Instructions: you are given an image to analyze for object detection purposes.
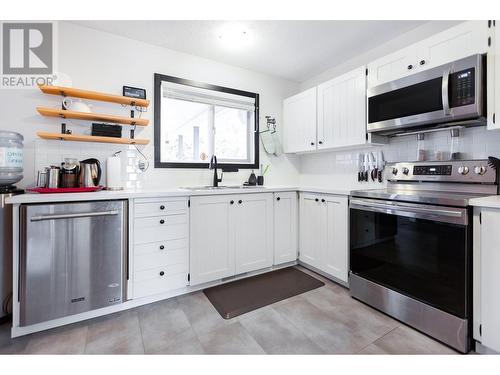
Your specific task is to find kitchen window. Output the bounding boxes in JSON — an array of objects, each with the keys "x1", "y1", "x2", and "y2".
[{"x1": 154, "y1": 74, "x2": 259, "y2": 169}]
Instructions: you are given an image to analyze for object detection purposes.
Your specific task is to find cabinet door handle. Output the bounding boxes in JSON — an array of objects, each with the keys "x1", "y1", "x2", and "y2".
[
  {"x1": 230, "y1": 200, "x2": 234, "y2": 205},
  {"x1": 238, "y1": 200, "x2": 243, "y2": 204},
  {"x1": 321, "y1": 198, "x2": 326, "y2": 203},
  {"x1": 315, "y1": 198, "x2": 319, "y2": 202},
  {"x1": 159, "y1": 271, "x2": 165, "y2": 276},
  {"x1": 310, "y1": 142, "x2": 315, "y2": 146},
  {"x1": 419, "y1": 59, "x2": 426, "y2": 66},
  {"x1": 276, "y1": 197, "x2": 281, "y2": 201},
  {"x1": 160, "y1": 205, "x2": 165, "y2": 210},
  {"x1": 159, "y1": 245, "x2": 165, "y2": 250},
  {"x1": 160, "y1": 219, "x2": 165, "y2": 224},
  {"x1": 407, "y1": 64, "x2": 413, "y2": 70},
  {"x1": 318, "y1": 141, "x2": 323, "y2": 145}
]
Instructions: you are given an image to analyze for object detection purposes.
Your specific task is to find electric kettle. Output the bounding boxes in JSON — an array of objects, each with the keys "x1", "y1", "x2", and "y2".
[{"x1": 79, "y1": 158, "x2": 102, "y2": 187}]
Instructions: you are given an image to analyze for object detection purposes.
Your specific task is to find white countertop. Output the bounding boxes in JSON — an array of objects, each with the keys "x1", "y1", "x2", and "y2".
[
  {"x1": 469, "y1": 195, "x2": 500, "y2": 209},
  {"x1": 5, "y1": 186, "x2": 352, "y2": 204}
]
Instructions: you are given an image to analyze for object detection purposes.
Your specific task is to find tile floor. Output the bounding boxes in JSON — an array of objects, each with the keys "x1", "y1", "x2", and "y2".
[{"x1": 0, "y1": 267, "x2": 458, "y2": 355}]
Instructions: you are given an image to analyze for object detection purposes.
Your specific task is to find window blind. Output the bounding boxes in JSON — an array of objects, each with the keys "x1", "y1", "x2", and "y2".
[{"x1": 162, "y1": 81, "x2": 255, "y2": 112}]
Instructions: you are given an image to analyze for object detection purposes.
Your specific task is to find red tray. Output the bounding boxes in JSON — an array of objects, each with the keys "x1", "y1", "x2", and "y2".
[{"x1": 26, "y1": 186, "x2": 104, "y2": 194}]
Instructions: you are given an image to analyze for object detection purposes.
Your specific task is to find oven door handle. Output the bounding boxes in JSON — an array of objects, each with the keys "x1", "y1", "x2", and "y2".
[
  {"x1": 350, "y1": 198, "x2": 467, "y2": 225},
  {"x1": 442, "y1": 67, "x2": 451, "y2": 116}
]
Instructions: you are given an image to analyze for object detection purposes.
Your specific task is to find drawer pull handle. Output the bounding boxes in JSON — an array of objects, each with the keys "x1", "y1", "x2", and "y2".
[
  {"x1": 230, "y1": 200, "x2": 234, "y2": 205},
  {"x1": 160, "y1": 205, "x2": 165, "y2": 210},
  {"x1": 238, "y1": 200, "x2": 242, "y2": 204},
  {"x1": 321, "y1": 198, "x2": 325, "y2": 203},
  {"x1": 159, "y1": 245, "x2": 165, "y2": 250},
  {"x1": 159, "y1": 271, "x2": 165, "y2": 276},
  {"x1": 276, "y1": 197, "x2": 280, "y2": 201},
  {"x1": 160, "y1": 219, "x2": 165, "y2": 224},
  {"x1": 407, "y1": 64, "x2": 413, "y2": 70},
  {"x1": 315, "y1": 198, "x2": 319, "y2": 202}
]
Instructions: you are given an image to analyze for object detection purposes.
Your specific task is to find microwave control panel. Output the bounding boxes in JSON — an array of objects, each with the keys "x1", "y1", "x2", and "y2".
[{"x1": 449, "y1": 67, "x2": 475, "y2": 107}]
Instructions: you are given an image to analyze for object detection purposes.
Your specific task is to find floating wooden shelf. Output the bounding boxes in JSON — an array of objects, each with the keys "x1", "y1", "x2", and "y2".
[
  {"x1": 37, "y1": 131, "x2": 149, "y2": 145},
  {"x1": 38, "y1": 84, "x2": 150, "y2": 107},
  {"x1": 36, "y1": 106, "x2": 149, "y2": 126}
]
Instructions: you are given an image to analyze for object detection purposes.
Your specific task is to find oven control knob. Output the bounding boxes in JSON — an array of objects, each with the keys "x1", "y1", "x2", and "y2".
[
  {"x1": 392, "y1": 168, "x2": 398, "y2": 175},
  {"x1": 474, "y1": 165, "x2": 487, "y2": 175},
  {"x1": 402, "y1": 167, "x2": 409, "y2": 175},
  {"x1": 458, "y1": 165, "x2": 469, "y2": 175}
]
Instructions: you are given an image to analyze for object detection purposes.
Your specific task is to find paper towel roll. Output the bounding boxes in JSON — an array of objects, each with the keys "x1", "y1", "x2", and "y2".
[{"x1": 106, "y1": 155, "x2": 123, "y2": 190}]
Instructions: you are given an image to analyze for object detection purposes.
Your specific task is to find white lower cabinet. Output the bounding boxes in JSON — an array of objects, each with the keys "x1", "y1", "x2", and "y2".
[
  {"x1": 234, "y1": 193, "x2": 274, "y2": 274},
  {"x1": 273, "y1": 192, "x2": 298, "y2": 265},
  {"x1": 189, "y1": 194, "x2": 236, "y2": 285},
  {"x1": 190, "y1": 193, "x2": 274, "y2": 286},
  {"x1": 474, "y1": 207, "x2": 500, "y2": 352},
  {"x1": 299, "y1": 192, "x2": 349, "y2": 283},
  {"x1": 131, "y1": 197, "x2": 190, "y2": 299}
]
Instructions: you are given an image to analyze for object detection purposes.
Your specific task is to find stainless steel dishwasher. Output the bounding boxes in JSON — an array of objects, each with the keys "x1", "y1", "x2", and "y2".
[{"x1": 19, "y1": 200, "x2": 127, "y2": 326}]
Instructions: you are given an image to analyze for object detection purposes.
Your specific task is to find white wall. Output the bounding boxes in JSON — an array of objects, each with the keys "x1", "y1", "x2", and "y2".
[
  {"x1": 297, "y1": 20, "x2": 500, "y2": 191},
  {"x1": 0, "y1": 21, "x2": 300, "y2": 189}
]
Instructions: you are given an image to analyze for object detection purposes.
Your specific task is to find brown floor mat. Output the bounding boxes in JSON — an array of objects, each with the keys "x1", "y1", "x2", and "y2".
[{"x1": 203, "y1": 267, "x2": 325, "y2": 319}]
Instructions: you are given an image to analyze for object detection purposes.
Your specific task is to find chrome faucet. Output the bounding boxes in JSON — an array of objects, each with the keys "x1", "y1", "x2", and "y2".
[{"x1": 209, "y1": 155, "x2": 223, "y2": 187}]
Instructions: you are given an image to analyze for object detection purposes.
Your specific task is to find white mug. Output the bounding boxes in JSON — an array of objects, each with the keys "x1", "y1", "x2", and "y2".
[{"x1": 62, "y1": 98, "x2": 92, "y2": 113}]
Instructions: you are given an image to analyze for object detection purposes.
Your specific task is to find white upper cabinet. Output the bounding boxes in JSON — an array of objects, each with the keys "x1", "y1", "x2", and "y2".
[
  {"x1": 273, "y1": 192, "x2": 298, "y2": 265},
  {"x1": 416, "y1": 21, "x2": 488, "y2": 71},
  {"x1": 368, "y1": 21, "x2": 489, "y2": 89},
  {"x1": 367, "y1": 46, "x2": 417, "y2": 88},
  {"x1": 317, "y1": 66, "x2": 367, "y2": 150},
  {"x1": 283, "y1": 87, "x2": 317, "y2": 153},
  {"x1": 487, "y1": 20, "x2": 499, "y2": 130},
  {"x1": 234, "y1": 193, "x2": 274, "y2": 274}
]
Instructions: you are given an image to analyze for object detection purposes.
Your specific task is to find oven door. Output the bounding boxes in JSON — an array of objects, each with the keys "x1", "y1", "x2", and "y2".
[
  {"x1": 367, "y1": 54, "x2": 483, "y2": 135},
  {"x1": 349, "y1": 198, "x2": 470, "y2": 318}
]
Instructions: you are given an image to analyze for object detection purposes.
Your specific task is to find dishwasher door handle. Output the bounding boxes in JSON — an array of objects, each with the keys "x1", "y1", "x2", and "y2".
[{"x1": 30, "y1": 210, "x2": 120, "y2": 222}]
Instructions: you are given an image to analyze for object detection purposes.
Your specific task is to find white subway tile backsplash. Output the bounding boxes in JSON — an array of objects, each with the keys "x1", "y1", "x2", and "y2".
[
  {"x1": 33, "y1": 139, "x2": 141, "y2": 188},
  {"x1": 299, "y1": 126, "x2": 500, "y2": 190}
]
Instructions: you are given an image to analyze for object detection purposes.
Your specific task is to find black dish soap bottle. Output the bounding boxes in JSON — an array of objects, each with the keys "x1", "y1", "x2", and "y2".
[{"x1": 248, "y1": 170, "x2": 257, "y2": 186}]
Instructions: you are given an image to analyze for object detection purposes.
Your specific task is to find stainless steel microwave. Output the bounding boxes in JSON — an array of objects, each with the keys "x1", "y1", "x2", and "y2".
[{"x1": 367, "y1": 54, "x2": 485, "y2": 135}]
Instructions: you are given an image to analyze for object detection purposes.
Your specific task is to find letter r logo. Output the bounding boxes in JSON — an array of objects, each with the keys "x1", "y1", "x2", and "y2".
[{"x1": 2, "y1": 23, "x2": 53, "y2": 74}]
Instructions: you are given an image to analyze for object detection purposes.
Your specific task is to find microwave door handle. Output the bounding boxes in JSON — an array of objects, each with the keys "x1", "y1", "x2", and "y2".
[{"x1": 442, "y1": 68, "x2": 451, "y2": 116}]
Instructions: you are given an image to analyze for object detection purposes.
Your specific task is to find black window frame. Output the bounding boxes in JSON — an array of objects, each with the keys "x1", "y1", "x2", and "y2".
[{"x1": 154, "y1": 73, "x2": 260, "y2": 170}]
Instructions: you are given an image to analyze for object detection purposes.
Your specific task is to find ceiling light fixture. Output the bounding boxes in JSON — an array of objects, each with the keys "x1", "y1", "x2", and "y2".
[{"x1": 217, "y1": 23, "x2": 252, "y2": 50}]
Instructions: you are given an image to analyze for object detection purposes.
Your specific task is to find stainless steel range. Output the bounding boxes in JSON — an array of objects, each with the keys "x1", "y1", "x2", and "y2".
[{"x1": 349, "y1": 158, "x2": 499, "y2": 353}]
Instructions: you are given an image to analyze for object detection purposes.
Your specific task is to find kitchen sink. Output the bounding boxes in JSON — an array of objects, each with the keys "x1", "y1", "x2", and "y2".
[{"x1": 181, "y1": 185, "x2": 264, "y2": 191}]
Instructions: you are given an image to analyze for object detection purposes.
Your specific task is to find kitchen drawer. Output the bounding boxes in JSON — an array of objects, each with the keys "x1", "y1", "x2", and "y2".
[
  {"x1": 133, "y1": 272, "x2": 188, "y2": 299},
  {"x1": 134, "y1": 199, "x2": 188, "y2": 218},
  {"x1": 134, "y1": 247, "x2": 188, "y2": 272},
  {"x1": 134, "y1": 262, "x2": 187, "y2": 283},
  {"x1": 134, "y1": 214, "x2": 188, "y2": 244},
  {"x1": 134, "y1": 238, "x2": 188, "y2": 256}
]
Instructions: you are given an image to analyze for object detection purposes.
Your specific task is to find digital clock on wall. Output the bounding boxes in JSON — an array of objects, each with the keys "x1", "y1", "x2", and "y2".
[{"x1": 123, "y1": 86, "x2": 147, "y2": 100}]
